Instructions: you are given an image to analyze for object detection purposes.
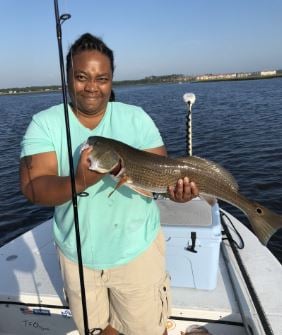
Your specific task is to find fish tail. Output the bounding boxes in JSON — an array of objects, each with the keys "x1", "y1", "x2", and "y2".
[{"x1": 247, "y1": 203, "x2": 282, "y2": 246}]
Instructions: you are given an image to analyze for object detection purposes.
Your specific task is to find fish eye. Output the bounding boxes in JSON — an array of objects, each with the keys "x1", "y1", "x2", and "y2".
[{"x1": 256, "y1": 207, "x2": 263, "y2": 215}]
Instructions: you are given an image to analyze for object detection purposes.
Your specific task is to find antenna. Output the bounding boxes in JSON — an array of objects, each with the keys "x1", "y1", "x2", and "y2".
[
  {"x1": 183, "y1": 92, "x2": 196, "y2": 106},
  {"x1": 183, "y1": 93, "x2": 196, "y2": 156}
]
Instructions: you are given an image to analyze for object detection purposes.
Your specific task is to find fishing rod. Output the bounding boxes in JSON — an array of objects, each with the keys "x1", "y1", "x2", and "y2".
[
  {"x1": 53, "y1": 1, "x2": 89, "y2": 334},
  {"x1": 183, "y1": 93, "x2": 196, "y2": 156}
]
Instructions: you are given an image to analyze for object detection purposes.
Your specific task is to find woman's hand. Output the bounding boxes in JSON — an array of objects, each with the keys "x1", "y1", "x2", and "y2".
[
  {"x1": 167, "y1": 177, "x2": 199, "y2": 203},
  {"x1": 75, "y1": 145, "x2": 104, "y2": 192}
]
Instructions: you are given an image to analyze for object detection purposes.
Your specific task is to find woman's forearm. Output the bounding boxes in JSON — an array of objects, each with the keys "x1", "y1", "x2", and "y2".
[{"x1": 22, "y1": 175, "x2": 88, "y2": 206}]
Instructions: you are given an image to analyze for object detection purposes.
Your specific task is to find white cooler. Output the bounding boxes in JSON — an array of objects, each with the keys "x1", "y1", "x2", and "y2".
[{"x1": 158, "y1": 198, "x2": 222, "y2": 290}]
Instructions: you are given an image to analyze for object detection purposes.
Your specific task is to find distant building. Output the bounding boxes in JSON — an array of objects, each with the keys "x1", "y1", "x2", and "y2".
[
  {"x1": 196, "y1": 72, "x2": 236, "y2": 81},
  {"x1": 261, "y1": 70, "x2": 276, "y2": 76},
  {"x1": 236, "y1": 72, "x2": 252, "y2": 78}
]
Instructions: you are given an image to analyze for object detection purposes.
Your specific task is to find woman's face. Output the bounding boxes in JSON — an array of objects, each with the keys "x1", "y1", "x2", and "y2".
[{"x1": 68, "y1": 50, "x2": 113, "y2": 117}]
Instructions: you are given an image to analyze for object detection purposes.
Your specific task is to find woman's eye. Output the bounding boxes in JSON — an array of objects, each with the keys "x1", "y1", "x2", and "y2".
[
  {"x1": 76, "y1": 75, "x2": 87, "y2": 81},
  {"x1": 97, "y1": 77, "x2": 109, "y2": 83}
]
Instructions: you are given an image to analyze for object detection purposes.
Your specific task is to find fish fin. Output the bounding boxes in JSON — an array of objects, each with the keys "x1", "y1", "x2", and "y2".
[
  {"x1": 127, "y1": 185, "x2": 154, "y2": 198},
  {"x1": 108, "y1": 176, "x2": 128, "y2": 197},
  {"x1": 108, "y1": 177, "x2": 153, "y2": 198},
  {"x1": 177, "y1": 156, "x2": 239, "y2": 191}
]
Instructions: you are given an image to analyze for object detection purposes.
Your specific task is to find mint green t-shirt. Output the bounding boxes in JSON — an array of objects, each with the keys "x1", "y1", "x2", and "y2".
[{"x1": 21, "y1": 102, "x2": 164, "y2": 269}]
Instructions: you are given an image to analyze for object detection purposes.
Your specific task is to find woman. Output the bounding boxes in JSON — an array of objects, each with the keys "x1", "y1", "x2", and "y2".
[{"x1": 20, "y1": 33, "x2": 198, "y2": 335}]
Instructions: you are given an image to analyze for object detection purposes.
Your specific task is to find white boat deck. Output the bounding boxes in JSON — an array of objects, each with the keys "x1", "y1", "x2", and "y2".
[{"x1": 0, "y1": 199, "x2": 281, "y2": 335}]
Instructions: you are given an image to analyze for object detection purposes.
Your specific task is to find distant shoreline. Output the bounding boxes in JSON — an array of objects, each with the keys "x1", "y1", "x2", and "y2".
[
  {"x1": 1, "y1": 73, "x2": 282, "y2": 96},
  {"x1": 0, "y1": 89, "x2": 61, "y2": 97},
  {"x1": 191, "y1": 74, "x2": 282, "y2": 84}
]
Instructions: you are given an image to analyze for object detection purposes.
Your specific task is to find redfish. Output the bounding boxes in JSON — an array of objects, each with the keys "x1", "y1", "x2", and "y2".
[{"x1": 86, "y1": 136, "x2": 282, "y2": 246}]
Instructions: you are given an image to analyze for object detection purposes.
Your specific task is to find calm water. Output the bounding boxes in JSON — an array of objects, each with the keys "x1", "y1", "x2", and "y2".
[{"x1": 0, "y1": 78, "x2": 282, "y2": 263}]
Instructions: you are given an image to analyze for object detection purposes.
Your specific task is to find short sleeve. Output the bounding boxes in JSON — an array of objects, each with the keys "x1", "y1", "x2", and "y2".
[
  {"x1": 136, "y1": 108, "x2": 164, "y2": 150},
  {"x1": 20, "y1": 113, "x2": 55, "y2": 158}
]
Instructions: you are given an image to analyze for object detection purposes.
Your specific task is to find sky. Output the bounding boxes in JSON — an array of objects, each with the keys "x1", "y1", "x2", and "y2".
[{"x1": 0, "y1": 0, "x2": 282, "y2": 89}]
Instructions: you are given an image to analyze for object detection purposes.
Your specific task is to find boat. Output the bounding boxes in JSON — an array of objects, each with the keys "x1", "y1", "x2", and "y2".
[
  {"x1": 1, "y1": 1, "x2": 281, "y2": 333},
  {"x1": 0, "y1": 196, "x2": 281, "y2": 335}
]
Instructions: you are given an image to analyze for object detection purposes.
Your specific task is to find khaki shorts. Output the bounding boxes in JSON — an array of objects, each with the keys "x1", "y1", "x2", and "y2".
[{"x1": 58, "y1": 229, "x2": 171, "y2": 335}]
